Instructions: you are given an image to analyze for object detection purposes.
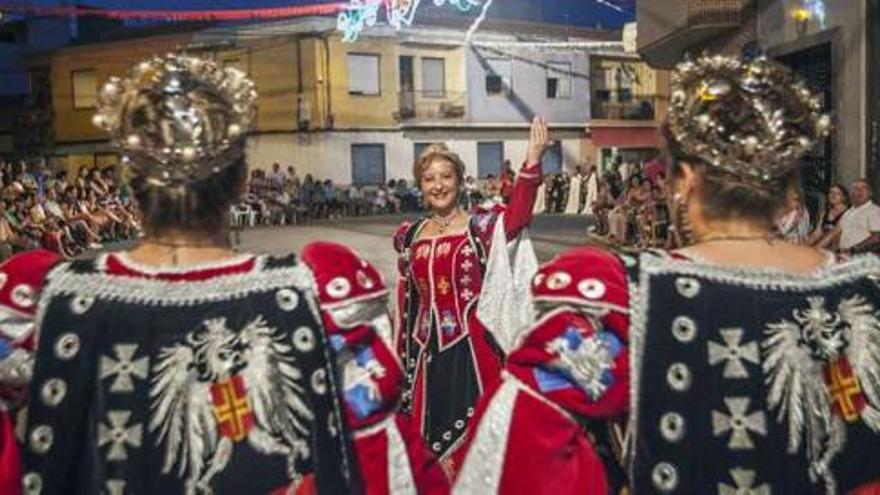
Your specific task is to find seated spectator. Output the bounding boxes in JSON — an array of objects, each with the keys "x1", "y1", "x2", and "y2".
[
  {"x1": 777, "y1": 186, "x2": 812, "y2": 245},
  {"x1": 590, "y1": 178, "x2": 614, "y2": 236},
  {"x1": 385, "y1": 180, "x2": 401, "y2": 213},
  {"x1": 809, "y1": 183, "x2": 849, "y2": 249},
  {"x1": 837, "y1": 178, "x2": 880, "y2": 254},
  {"x1": 462, "y1": 175, "x2": 480, "y2": 210}
]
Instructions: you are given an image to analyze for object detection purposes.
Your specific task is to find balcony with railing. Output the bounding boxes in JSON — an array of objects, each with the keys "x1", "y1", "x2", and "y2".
[
  {"x1": 687, "y1": 0, "x2": 744, "y2": 25},
  {"x1": 395, "y1": 91, "x2": 466, "y2": 123},
  {"x1": 591, "y1": 95, "x2": 659, "y2": 122},
  {"x1": 638, "y1": 0, "x2": 747, "y2": 68}
]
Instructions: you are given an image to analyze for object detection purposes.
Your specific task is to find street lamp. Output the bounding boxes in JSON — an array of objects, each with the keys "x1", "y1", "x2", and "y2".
[{"x1": 793, "y1": 5, "x2": 812, "y2": 35}]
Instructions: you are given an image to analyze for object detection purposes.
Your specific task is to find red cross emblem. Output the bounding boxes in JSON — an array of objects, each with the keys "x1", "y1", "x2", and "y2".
[
  {"x1": 824, "y1": 358, "x2": 866, "y2": 423},
  {"x1": 211, "y1": 375, "x2": 255, "y2": 441}
]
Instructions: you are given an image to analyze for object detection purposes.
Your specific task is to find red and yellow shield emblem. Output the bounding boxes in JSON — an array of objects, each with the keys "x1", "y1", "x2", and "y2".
[
  {"x1": 825, "y1": 357, "x2": 867, "y2": 423},
  {"x1": 211, "y1": 375, "x2": 255, "y2": 441}
]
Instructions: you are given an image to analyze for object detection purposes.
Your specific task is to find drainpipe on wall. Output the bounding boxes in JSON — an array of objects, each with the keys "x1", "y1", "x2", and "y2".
[
  {"x1": 295, "y1": 35, "x2": 308, "y2": 131},
  {"x1": 320, "y1": 33, "x2": 333, "y2": 129}
]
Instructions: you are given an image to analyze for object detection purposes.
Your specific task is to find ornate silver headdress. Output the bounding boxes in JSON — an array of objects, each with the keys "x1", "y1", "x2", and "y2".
[
  {"x1": 667, "y1": 54, "x2": 832, "y2": 182},
  {"x1": 93, "y1": 53, "x2": 258, "y2": 188}
]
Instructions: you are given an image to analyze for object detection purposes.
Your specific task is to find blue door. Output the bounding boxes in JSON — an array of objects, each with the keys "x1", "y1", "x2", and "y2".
[
  {"x1": 351, "y1": 144, "x2": 386, "y2": 185},
  {"x1": 543, "y1": 142, "x2": 563, "y2": 174},
  {"x1": 477, "y1": 141, "x2": 503, "y2": 178}
]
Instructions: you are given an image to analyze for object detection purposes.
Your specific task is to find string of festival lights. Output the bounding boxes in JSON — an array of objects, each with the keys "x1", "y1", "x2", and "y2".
[{"x1": 0, "y1": 0, "x2": 632, "y2": 43}]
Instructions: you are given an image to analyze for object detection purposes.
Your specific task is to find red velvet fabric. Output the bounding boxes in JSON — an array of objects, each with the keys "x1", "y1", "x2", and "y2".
[
  {"x1": 497, "y1": 390, "x2": 607, "y2": 494},
  {"x1": 0, "y1": 249, "x2": 62, "y2": 495}
]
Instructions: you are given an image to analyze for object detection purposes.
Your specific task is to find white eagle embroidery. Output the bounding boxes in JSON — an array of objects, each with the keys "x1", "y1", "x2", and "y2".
[
  {"x1": 762, "y1": 295, "x2": 880, "y2": 485},
  {"x1": 149, "y1": 316, "x2": 314, "y2": 493}
]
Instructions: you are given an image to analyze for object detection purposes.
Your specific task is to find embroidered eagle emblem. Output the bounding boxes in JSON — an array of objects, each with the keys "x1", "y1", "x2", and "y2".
[
  {"x1": 149, "y1": 316, "x2": 313, "y2": 492},
  {"x1": 762, "y1": 295, "x2": 880, "y2": 484}
]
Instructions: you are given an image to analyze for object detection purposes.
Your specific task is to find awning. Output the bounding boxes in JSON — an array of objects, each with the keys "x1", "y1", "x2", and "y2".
[{"x1": 590, "y1": 126, "x2": 660, "y2": 149}]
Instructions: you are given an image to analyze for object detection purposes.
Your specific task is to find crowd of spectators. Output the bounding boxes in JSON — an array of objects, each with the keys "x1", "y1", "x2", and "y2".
[
  {"x1": 802, "y1": 178, "x2": 880, "y2": 254},
  {"x1": 232, "y1": 163, "x2": 426, "y2": 227},
  {"x1": 0, "y1": 159, "x2": 140, "y2": 261},
  {"x1": 538, "y1": 157, "x2": 672, "y2": 248}
]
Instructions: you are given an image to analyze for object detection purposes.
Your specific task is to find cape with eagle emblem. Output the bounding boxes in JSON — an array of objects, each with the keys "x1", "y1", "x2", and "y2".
[
  {"x1": 21, "y1": 252, "x2": 362, "y2": 495},
  {"x1": 628, "y1": 250, "x2": 880, "y2": 494}
]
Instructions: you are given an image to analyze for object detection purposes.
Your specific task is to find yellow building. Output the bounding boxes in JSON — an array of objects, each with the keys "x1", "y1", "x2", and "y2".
[
  {"x1": 584, "y1": 49, "x2": 670, "y2": 172},
  {"x1": 41, "y1": 16, "x2": 624, "y2": 185},
  {"x1": 44, "y1": 18, "x2": 471, "y2": 183}
]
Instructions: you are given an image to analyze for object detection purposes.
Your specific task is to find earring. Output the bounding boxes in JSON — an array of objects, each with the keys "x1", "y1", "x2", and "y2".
[{"x1": 672, "y1": 192, "x2": 695, "y2": 246}]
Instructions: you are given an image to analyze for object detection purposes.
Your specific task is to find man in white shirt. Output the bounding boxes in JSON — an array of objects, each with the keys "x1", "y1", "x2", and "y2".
[{"x1": 838, "y1": 179, "x2": 880, "y2": 253}]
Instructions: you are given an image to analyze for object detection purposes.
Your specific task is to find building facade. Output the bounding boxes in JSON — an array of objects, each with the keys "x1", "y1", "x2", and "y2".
[
  {"x1": 584, "y1": 48, "x2": 669, "y2": 172},
  {"x1": 41, "y1": 16, "x2": 628, "y2": 184},
  {"x1": 636, "y1": 0, "x2": 871, "y2": 190}
]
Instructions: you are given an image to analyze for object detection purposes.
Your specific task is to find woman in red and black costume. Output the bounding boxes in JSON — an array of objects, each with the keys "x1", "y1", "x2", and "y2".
[
  {"x1": 0, "y1": 54, "x2": 446, "y2": 495},
  {"x1": 455, "y1": 55, "x2": 880, "y2": 494},
  {"x1": 393, "y1": 118, "x2": 549, "y2": 474}
]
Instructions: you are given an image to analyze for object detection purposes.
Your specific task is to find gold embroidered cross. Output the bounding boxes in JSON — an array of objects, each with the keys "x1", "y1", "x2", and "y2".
[{"x1": 437, "y1": 277, "x2": 451, "y2": 296}]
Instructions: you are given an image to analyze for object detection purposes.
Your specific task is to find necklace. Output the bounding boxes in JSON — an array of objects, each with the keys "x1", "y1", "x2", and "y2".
[
  {"x1": 429, "y1": 208, "x2": 461, "y2": 234},
  {"x1": 695, "y1": 233, "x2": 780, "y2": 245},
  {"x1": 142, "y1": 237, "x2": 232, "y2": 266}
]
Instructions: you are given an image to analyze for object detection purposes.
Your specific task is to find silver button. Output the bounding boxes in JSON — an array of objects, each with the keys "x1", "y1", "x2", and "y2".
[
  {"x1": 666, "y1": 363, "x2": 692, "y2": 392},
  {"x1": 326, "y1": 277, "x2": 352, "y2": 299},
  {"x1": 11, "y1": 284, "x2": 35, "y2": 308},
  {"x1": 70, "y1": 295, "x2": 95, "y2": 315},
  {"x1": 54, "y1": 333, "x2": 81, "y2": 360},
  {"x1": 652, "y1": 462, "x2": 679, "y2": 492},
  {"x1": 671, "y1": 316, "x2": 698, "y2": 343},
  {"x1": 577, "y1": 278, "x2": 607, "y2": 300},
  {"x1": 311, "y1": 368, "x2": 327, "y2": 395},
  {"x1": 675, "y1": 277, "x2": 701, "y2": 298},
  {"x1": 546, "y1": 271, "x2": 573, "y2": 290},
  {"x1": 660, "y1": 412, "x2": 686, "y2": 443},
  {"x1": 293, "y1": 327, "x2": 316, "y2": 352},
  {"x1": 40, "y1": 379, "x2": 67, "y2": 407},
  {"x1": 276, "y1": 289, "x2": 299, "y2": 312},
  {"x1": 29, "y1": 425, "x2": 53, "y2": 454},
  {"x1": 23, "y1": 472, "x2": 42, "y2": 494}
]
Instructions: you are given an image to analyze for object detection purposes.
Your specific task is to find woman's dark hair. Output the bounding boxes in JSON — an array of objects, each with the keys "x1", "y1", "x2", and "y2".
[
  {"x1": 662, "y1": 122, "x2": 792, "y2": 230},
  {"x1": 130, "y1": 157, "x2": 246, "y2": 237},
  {"x1": 827, "y1": 183, "x2": 850, "y2": 208}
]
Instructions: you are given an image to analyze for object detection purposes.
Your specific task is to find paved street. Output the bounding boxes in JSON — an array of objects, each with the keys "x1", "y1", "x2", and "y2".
[{"x1": 235, "y1": 213, "x2": 594, "y2": 288}]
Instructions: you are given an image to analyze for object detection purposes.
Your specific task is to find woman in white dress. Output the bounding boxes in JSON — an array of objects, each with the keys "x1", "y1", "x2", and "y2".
[
  {"x1": 580, "y1": 164, "x2": 599, "y2": 216},
  {"x1": 563, "y1": 168, "x2": 583, "y2": 214}
]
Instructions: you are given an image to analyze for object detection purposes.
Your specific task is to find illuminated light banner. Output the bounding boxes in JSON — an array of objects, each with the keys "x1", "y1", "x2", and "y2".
[
  {"x1": 337, "y1": 0, "x2": 482, "y2": 42},
  {"x1": 0, "y1": 1, "x2": 344, "y2": 21}
]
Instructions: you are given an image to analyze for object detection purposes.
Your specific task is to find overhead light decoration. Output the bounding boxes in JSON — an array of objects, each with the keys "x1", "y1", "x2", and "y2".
[
  {"x1": 793, "y1": 0, "x2": 827, "y2": 29},
  {"x1": 805, "y1": 0, "x2": 827, "y2": 28},
  {"x1": 338, "y1": 0, "x2": 481, "y2": 42},
  {"x1": 793, "y1": 6, "x2": 812, "y2": 23}
]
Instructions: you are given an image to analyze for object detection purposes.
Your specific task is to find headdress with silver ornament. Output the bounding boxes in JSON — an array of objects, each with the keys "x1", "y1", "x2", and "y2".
[
  {"x1": 667, "y1": 54, "x2": 831, "y2": 182},
  {"x1": 93, "y1": 53, "x2": 257, "y2": 189}
]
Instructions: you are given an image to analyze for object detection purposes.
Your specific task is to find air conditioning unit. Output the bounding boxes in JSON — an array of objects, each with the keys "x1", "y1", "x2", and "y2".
[{"x1": 440, "y1": 103, "x2": 465, "y2": 118}]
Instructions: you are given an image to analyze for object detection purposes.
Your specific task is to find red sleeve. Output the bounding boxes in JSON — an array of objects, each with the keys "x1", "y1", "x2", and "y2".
[
  {"x1": 301, "y1": 242, "x2": 450, "y2": 495},
  {"x1": 509, "y1": 246, "x2": 631, "y2": 419},
  {"x1": 502, "y1": 161, "x2": 542, "y2": 240},
  {"x1": 0, "y1": 249, "x2": 61, "y2": 495}
]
